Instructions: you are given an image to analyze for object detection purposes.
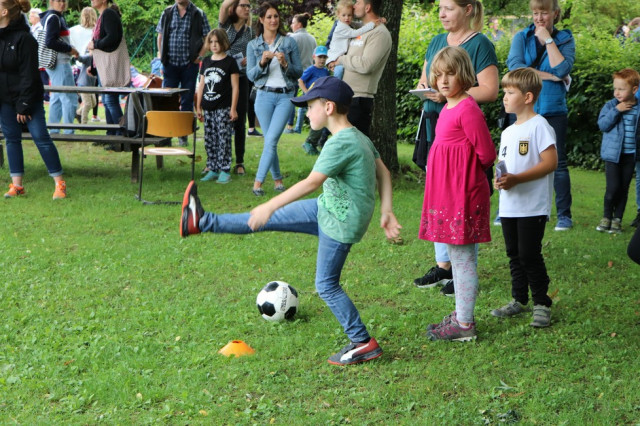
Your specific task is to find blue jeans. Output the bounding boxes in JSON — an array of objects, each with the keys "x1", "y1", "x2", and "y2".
[
  {"x1": 103, "y1": 93, "x2": 123, "y2": 135},
  {"x1": 46, "y1": 60, "x2": 78, "y2": 134},
  {"x1": 0, "y1": 102, "x2": 63, "y2": 177},
  {"x1": 199, "y1": 198, "x2": 370, "y2": 342},
  {"x1": 253, "y1": 89, "x2": 294, "y2": 183},
  {"x1": 545, "y1": 114, "x2": 572, "y2": 220},
  {"x1": 163, "y1": 62, "x2": 198, "y2": 112},
  {"x1": 294, "y1": 106, "x2": 307, "y2": 133}
]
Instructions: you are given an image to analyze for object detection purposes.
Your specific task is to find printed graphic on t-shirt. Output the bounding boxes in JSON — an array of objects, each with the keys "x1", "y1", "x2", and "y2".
[
  {"x1": 519, "y1": 139, "x2": 529, "y2": 156},
  {"x1": 203, "y1": 67, "x2": 227, "y2": 103}
]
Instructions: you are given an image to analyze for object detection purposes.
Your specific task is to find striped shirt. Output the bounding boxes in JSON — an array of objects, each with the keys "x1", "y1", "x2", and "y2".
[{"x1": 622, "y1": 103, "x2": 639, "y2": 154}]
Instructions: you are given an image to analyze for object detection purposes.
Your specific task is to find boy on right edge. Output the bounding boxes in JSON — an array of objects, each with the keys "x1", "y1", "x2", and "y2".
[{"x1": 492, "y1": 68, "x2": 558, "y2": 328}]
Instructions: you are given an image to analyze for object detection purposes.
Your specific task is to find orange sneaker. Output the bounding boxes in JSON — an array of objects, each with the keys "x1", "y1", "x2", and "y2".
[
  {"x1": 53, "y1": 180, "x2": 67, "y2": 200},
  {"x1": 4, "y1": 184, "x2": 25, "y2": 198}
]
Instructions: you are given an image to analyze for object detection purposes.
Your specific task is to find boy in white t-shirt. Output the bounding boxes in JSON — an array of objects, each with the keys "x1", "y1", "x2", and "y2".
[{"x1": 492, "y1": 68, "x2": 558, "y2": 328}]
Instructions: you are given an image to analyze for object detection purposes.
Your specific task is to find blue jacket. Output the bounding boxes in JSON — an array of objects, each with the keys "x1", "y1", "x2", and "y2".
[
  {"x1": 246, "y1": 34, "x2": 302, "y2": 91},
  {"x1": 598, "y1": 92, "x2": 640, "y2": 162},
  {"x1": 507, "y1": 24, "x2": 575, "y2": 116}
]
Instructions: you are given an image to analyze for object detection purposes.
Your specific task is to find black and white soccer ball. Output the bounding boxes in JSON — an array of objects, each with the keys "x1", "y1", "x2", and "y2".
[{"x1": 256, "y1": 281, "x2": 299, "y2": 321}]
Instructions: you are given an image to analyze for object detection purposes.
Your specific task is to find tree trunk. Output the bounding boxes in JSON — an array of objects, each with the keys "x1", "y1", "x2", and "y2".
[{"x1": 370, "y1": 0, "x2": 403, "y2": 173}]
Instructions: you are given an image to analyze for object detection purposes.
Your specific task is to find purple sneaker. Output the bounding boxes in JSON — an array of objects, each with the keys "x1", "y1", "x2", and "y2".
[
  {"x1": 427, "y1": 318, "x2": 477, "y2": 342},
  {"x1": 426, "y1": 311, "x2": 456, "y2": 332}
]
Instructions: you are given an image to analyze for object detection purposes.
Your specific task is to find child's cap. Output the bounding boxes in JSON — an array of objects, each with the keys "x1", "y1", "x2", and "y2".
[
  {"x1": 314, "y1": 45, "x2": 328, "y2": 56},
  {"x1": 291, "y1": 76, "x2": 353, "y2": 107}
]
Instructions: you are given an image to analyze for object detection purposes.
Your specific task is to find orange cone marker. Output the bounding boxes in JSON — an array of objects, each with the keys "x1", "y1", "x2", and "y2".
[{"x1": 218, "y1": 340, "x2": 255, "y2": 357}]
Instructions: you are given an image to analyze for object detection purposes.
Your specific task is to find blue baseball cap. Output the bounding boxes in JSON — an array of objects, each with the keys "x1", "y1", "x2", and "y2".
[
  {"x1": 291, "y1": 76, "x2": 354, "y2": 107},
  {"x1": 314, "y1": 45, "x2": 328, "y2": 56}
]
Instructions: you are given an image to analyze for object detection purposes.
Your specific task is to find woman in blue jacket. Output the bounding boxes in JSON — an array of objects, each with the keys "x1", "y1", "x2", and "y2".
[
  {"x1": 507, "y1": 0, "x2": 575, "y2": 231},
  {"x1": 246, "y1": 1, "x2": 302, "y2": 196}
]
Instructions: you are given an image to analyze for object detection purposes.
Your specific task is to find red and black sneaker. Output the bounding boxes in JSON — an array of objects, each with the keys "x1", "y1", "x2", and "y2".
[
  {"x1": 327, "y1": 337, "x2": 383, "y2": 366},
  {"x1": 180, "y1": 181, "x2": 204, "y2": 238}
]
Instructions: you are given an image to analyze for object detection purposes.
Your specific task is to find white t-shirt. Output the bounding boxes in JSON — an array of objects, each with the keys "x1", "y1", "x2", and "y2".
[
  {"x1": 498, "y1": 114, "x2": 556, "y2": 218},
  {"x1": 69, "y1": 25, "x2": 94, "y2": 55}
]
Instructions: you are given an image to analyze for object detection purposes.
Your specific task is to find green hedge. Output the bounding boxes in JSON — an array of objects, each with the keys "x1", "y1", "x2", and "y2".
[
  {"x1": 282, "y1": 5, "x2": 640, "y2": 170},
  {"x1": 393, "y1": 5, "x2": 640, "y2": 170}
]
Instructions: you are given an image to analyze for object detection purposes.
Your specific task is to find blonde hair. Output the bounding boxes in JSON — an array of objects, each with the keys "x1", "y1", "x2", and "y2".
[
  {"x1": 529, "y1": 0, "x2": 561, "y2": 24},
  {"x1": 80, "y1": 6, "x2": 97, "y2": 28},
  {"x1": 1, "y1": 0, "x2": 31, "y2": 21},
  {"x1": 428, "y1": 46, "x2": 476, "y2": 92},
  {"x1": 335, "y1": 0, "x2": 353, "y2": 17},
  {"x1": 501, "y1": 68, "x2": 542, "y2": 103},
  {"x1": 450, "y1": 0, "x2": 484, "y2": 32}
]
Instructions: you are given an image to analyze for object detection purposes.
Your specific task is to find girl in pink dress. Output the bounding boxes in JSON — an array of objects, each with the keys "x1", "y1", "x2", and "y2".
[{"x1": 419, "y1": 47, "x2": 496, "y2": 341}]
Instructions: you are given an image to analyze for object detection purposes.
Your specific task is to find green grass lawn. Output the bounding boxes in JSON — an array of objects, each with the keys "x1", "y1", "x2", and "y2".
[{"x1": 2, "y1": 130, "x2": 640, "y2": 423}]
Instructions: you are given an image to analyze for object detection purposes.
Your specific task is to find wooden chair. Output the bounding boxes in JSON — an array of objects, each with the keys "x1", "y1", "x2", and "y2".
[{"x1": 136, "y1": 111, "x2": 196, "y2": 204}]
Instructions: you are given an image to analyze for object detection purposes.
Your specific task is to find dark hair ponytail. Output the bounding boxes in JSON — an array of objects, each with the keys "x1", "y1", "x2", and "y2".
[{"x1": 293, "y1": 12, "x2": 311, "y2": 28}]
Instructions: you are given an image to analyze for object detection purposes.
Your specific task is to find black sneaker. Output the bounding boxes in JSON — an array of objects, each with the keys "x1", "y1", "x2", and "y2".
[
  {"x1": 440, "y1": 279, "x2": 455, "y2": 297},
  {"x1": 413, "y1": 265, "x2": 453, "y2": 288},
  {"x1": 327, "y1": 338, "x2": 382, "y2": 366},
  {"x1": 180, "y1": 181, "x2": 204, "y2": 238},
  {"x1": 631, "y1": 211, "x2": 640, "y2": 228}
]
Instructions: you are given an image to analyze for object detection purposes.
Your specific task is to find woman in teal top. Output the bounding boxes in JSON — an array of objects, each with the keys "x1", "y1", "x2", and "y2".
[{"x1": 413, "y1": 0, "x2": 498, "y2": 292}]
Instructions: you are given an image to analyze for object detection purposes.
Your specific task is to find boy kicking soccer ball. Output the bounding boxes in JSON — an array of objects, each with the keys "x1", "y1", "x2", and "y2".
[{"x1": 180, "y1": 76, "x2": 401, "y2": 365}]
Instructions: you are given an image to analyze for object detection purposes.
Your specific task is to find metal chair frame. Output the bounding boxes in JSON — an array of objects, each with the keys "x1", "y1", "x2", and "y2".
[{"x1": 136, "y1": 111, "x2": 196, "y2": 204}]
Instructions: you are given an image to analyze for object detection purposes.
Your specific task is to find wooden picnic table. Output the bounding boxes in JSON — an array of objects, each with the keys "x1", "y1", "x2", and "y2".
[{"x1": 0, "y1": 86, "x2": 188, "y2": 183}]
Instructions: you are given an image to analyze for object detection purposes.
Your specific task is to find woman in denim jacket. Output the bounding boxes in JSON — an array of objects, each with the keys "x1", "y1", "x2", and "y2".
[
  {"x1": 507, "y1": 0, "x2": 575, "y2": 231},
  {"x1": 246, "y1": 1, "x2": 302, "y2": 196}
]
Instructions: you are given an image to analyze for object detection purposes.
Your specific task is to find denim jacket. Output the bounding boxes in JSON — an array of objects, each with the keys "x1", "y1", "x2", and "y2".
[
  {"x1": 246, "y1": 34, "x2": 302, "y2": 90},
  {"x1": 598, "y1": 93, "x2": 640, "y2": 162}
]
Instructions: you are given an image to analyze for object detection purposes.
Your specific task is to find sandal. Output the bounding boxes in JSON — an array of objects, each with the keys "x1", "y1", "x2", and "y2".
[
  {"x1": 274, "y1": 183, "x2": 286, "y2": 192},
  {"x1": 234, "y1": 164, "x2": 246, "y2": 175},
  {"x1": 252, "y1": 187, "x2": 265, "y2": 196}
]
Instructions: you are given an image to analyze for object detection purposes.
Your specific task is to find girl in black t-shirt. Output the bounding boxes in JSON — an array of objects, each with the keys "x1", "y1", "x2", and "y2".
[{"x1": 196, "y1": 29, "x2": 239, "y2": 184}]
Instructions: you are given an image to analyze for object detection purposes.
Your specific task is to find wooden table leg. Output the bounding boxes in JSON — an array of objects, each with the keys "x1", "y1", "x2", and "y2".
[{"x1": 131, "y1": 149, "x2": 139, "y2": 183}]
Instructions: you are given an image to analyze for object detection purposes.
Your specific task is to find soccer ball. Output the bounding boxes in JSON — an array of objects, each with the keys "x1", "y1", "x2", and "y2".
[{"x1": 256, "y1": 281, "x2": 299, "y2": 321}]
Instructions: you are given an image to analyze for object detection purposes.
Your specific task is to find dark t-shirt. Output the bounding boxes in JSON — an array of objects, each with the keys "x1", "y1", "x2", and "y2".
[{"x1": 199, "y1": 55, "x2": 239, "y2": 110}]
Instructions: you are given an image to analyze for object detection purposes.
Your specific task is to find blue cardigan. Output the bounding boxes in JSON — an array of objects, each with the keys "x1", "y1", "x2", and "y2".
[
  {"x1": 598, "y1": 92, "x2": 640, "y2": 162},
  {"x1": 507, "y1": 24, "x2": 575, "y2": 116}
]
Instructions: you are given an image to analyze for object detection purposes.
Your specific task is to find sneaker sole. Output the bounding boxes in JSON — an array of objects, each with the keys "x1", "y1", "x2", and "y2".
[
  {"x1": 554, "y1": 227, "x2": 571, "y2": 231},
  {"x1": 414, "y1": 277, "x2": 450, "y2": 289},
  {"x1": 180, "y1": 181, "x2": 196, "y2": 238},
  {"x1": 327, "y1": 348, "x2": 383, "y2": 366},
  {"x1": 427, "y1": 333, "x2": 476, "y2": 342}
]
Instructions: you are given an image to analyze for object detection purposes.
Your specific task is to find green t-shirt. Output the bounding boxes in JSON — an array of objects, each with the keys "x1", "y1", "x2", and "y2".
[
  {"x1": 312, "y1": 127, "x2": 380, "y2": 244},
  {"x1": 422, "y1": 32, "x2": 498, "y2": 140}
]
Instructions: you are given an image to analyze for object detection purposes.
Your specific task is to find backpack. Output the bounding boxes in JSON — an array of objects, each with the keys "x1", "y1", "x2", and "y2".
[{"x1": 37, "y1": 14, "x2": 58, "y2": 70}]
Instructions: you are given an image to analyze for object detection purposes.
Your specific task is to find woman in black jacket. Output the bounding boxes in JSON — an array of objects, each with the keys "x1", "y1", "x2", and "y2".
[
  {"x1": 0, "y1": 0, "x2": 67, "y2": 199},
  {"x1": 87, "y1": 0, "x2": 126, "y2": 134}
]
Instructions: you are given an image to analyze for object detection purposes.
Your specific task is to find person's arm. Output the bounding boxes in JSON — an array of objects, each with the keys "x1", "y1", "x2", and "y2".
[
  {"x1": 298, "y1": 78, "x2": 308, "y2": 93},
  {"x1": 93, "y1": 9, "x2": 122, "y2": 52},
  {"x1": 218, "y1": 0, "x2": 235, "y2": 26},
  {"x1": 44, "y1": 14, "x2": 76, "y2": 54},
  {"x1": 248, "y1": 171, "x2": 327, "y2": 230},
  {"x1": 506, "y1": 31, "x2": 528, "y2": 70},
  {"x1": 496, "y1": 145, "x2": 557, "y2": 190},
  {"x1": 195, "y1": 75, "x2": 204, "y2": 122},
  {"x1": 230, "y1": 73, "x2": 239, "y2": 121},
  {"x1": 338, "y1": 28, "x2": 391, "y2": 74},
  {"x1": 467, "y1": 64, "x2": 499, "y2": 103},
  {"x1": 15, "y1": 35, "x2": 40, "y2": 118},
  {"x1": 156, "y1": 33, "x2": 162, "y2": 58},
  {"x1": 462, "y1": 104, "x2": 496, "y2": 169},
  {"x1": 374, "y1": 158, "x2": 402, "y2": 239},
  {"x1": 197, "y1": 11, "x2": 211, "y2": 60},
  {"x1": 597, "y1": 100, "x2": 622, "y2": 132},
  {"x1": 333, "y1": 20, "x2": 375, "y2": 39}
]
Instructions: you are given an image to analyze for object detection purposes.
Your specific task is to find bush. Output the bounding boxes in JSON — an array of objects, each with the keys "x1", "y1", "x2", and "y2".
[{"x1": 393, "y1": 6, "x2": 640, "y2": 170}]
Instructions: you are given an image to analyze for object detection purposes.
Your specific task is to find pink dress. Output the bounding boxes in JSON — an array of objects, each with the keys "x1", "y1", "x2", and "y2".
[{"x1": 419, "y1": 96, "x2": 496, "y2": 245}]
